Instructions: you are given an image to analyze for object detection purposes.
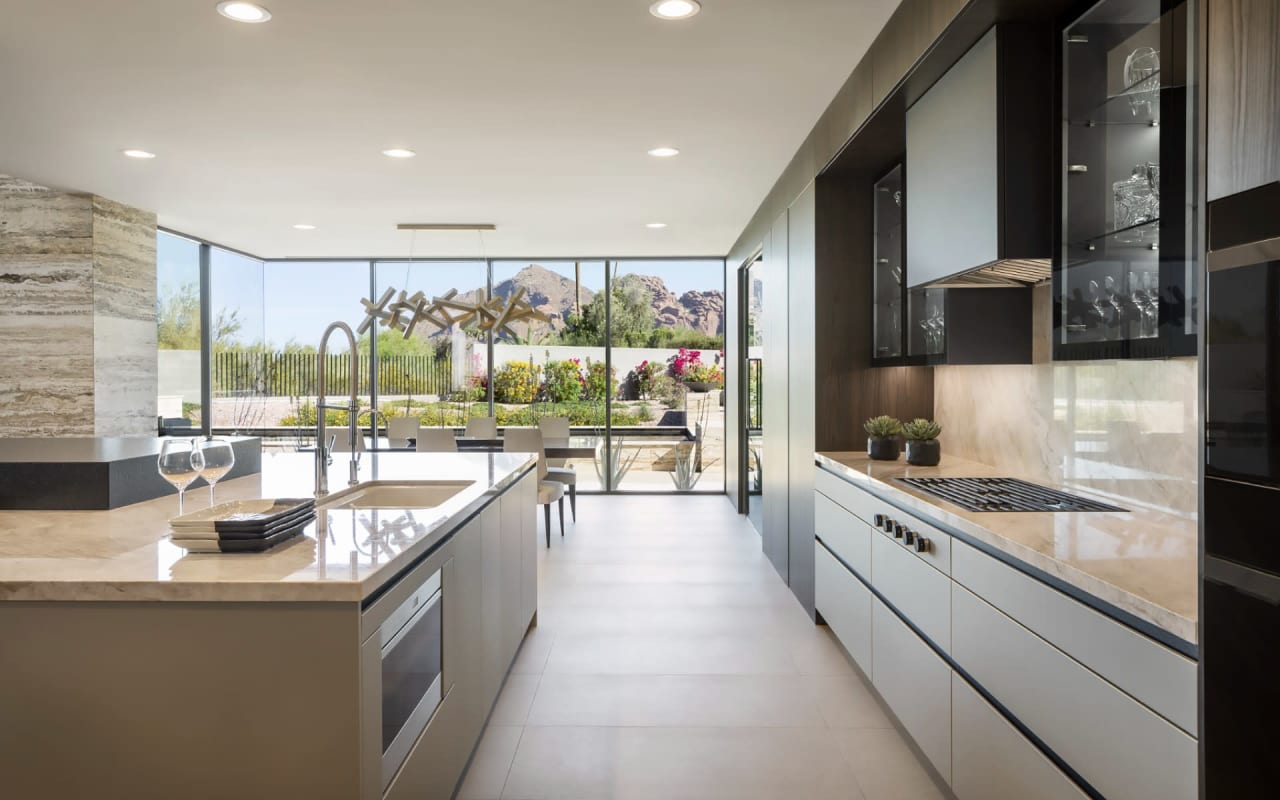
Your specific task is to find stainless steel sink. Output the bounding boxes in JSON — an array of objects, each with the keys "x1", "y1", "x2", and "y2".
[{"x1": 319, "y1": 480, "x2": 475, "y2": 510}]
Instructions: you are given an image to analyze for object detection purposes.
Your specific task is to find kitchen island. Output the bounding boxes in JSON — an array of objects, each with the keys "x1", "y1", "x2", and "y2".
[
  {"x1": 813, "y1": 451, "x2": 1198, "y2": 800},
  {"x1": 0, "y1": 451, "x2": 539, "y2": 800}
]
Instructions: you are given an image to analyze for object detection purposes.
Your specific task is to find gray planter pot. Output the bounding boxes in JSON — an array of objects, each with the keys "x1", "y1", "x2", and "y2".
[
  {"x1": 906, "y1": 439, "x2": 941, "y2": 466},
  {"x1": 867, "y1": 437, "x2": 901, "y2": 461},
  {"x1": 684, "y1": 381, "x2": 718, "y2": 393}
]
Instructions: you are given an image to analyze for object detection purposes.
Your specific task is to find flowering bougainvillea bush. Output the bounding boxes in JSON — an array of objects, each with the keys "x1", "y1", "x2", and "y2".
[
  {"x1": 667, "y1": 348, "x2": 723, "y2": 386},
  {"x1": 631, "y1": 359, "x2": 662, "y2": 399}
]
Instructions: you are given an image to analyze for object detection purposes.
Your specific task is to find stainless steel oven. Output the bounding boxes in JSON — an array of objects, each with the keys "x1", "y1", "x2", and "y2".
[{"x1": 377, "y1": 568, "x2": 443, "y2": 789}]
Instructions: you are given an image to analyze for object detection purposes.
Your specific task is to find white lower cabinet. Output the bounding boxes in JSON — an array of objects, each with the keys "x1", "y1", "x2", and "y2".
[
  {"x1": 951, "y1": 584, "x2": 1197, "y2": 800},
  {"x1": 870, "y1": 531, "x2": 951, "y2": 653},
  {"x1": 871, "y1": 597, "x2": 952, "y2": 784},
  {"x1": 951, "y1": 675, "x2": 1088, "y2": 800},
  {"x1": 815, "y1": 541, "x2": 872, "y2": 674}
]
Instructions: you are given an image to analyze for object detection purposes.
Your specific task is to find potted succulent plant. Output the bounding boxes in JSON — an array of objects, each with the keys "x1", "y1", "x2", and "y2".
[
  {"x1": 903, "y1": 418, "x2": 943, "y2": 466},
  {"x1": 863, "y1": 416, "x2": 903, "y2": 461}
]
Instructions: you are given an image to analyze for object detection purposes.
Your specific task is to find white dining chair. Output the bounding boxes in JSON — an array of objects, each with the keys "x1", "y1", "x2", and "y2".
[
  {"x1": 416, "y1": 428, "x2": 458, "y2": 453},
  {"x1": 504, "y1": 427, "x2": 565, "y2": 547},
  {"x1": 465, "y1": 416, "x2": 498, "y2": 439},
  {"x1": 537, "y1": 416, "x2": 577, "y2": 521},
  {"x1": 386, "y1": 417, "x2": 420, "y2": 449},
  {"x1": 330, "y1": 432, "x2": 366, "y2": 452}
]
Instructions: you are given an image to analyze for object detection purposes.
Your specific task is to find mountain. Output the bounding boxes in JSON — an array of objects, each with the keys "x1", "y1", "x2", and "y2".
[{"x1": 430, "y1": 264, "x2": 724, "y2": 341}]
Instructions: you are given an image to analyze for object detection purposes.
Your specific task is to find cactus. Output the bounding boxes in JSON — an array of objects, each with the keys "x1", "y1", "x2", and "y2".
[
  {"x1": 863, "y1": 415, "x2": 903, "y2": 439},
  {"x1": 902, "y1": 418, "x2": 942, "y2": 442}
]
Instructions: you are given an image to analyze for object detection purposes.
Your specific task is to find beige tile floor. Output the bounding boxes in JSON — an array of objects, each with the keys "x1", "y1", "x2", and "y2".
[{"x1": 457, "y1": 496, "x2": 946, "y2": 800}]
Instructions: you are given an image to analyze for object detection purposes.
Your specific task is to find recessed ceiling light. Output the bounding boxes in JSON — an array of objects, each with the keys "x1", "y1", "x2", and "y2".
[
  {"x1": 646, "y1": 222, "x2": 668, "y2": 229},
  {"x1": 382, "y1": 148, "x2": 416, "y2": 159},
  {"x1": 216, "y1": 2, "x2": 272, "y2": 23},
  {"x1": 292, "y1": 224, "x2": 316, "y2": 230},
  {"x1": 647, "y1": 146, "x2": 680, "y2": 158},
  {"x1": 650, "y1": 0, "x2": 701, "y2": 20},
  {"x1": 122, "y1": 149, "x2": 156, "y2": 159}
]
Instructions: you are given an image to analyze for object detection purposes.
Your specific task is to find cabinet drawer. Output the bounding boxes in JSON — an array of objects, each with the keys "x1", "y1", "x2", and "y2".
[
  {"x1": 871, "y1": 530, "x2": 951, "y2": 652},
  {"x1": 872, "y1": 597, "x2": 952, "y2": 784},
  {"x1": 952, "y1": 674, "x2": 1088, "y2": 800},
  {"x1": 814, "y1": 492, "x2": 872, "y2": 577},
  {"x1": 872, "y1": 505, "x2": 952, "y2": 574},
  {"x1": 951, "y1": 540, "x2": 1197, "y2": 736},
  {"x1": 815, "y1": 467, "x2": 881, "y2": 525},
  {"x1": 815, "y1": 542, "x2": 873, "y2": 675},
  {"x1": 952, "y1": 584, "x2": 1197, "y2": 800}
]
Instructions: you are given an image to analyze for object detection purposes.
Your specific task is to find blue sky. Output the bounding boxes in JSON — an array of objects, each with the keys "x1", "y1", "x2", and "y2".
[{"x1": 159, "y1": 233, "x2": 722, "y2": 347}]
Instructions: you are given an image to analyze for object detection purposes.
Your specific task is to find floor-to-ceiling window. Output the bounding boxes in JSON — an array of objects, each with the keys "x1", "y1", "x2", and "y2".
[
  {"x1": 610, "y1": 259, "x2": 725, "y2": 493},
  {"x1": 373, "y1": 260, "x2": 489, "y2": 433},
  {"x1": 491, "y1": 260, "x2": 608, "y2": 491},
  {"x1": 263, "y1": 261, "x2": 369, "y2": 442},
  {"x1": 160, "y1": 237, "x2": 726, "y2": 493},
  {"x1": 155, "y1": 232, "x2": 203, "y2": 428},
  {"x1": 208, "y1": 247, "x2": 266, "y2": 434}
]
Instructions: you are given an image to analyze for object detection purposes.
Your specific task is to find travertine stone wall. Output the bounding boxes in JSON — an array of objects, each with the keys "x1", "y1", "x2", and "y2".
[{"x1": 0, "y1": 176, "x2": 157, "y2": 436}]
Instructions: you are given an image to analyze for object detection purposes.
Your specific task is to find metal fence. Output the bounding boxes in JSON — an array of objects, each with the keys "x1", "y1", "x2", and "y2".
[{"x1": 212, "y1": 351, "x2": 453, "y2": 396}]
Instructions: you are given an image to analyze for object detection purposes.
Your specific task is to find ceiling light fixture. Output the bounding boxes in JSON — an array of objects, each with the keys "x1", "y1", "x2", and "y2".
[
  {"x1": 122, "y1": 149, "x2": 156, "y2": 159},
  {"x1": 381, "y1": 148, "x2": 416, "y2": 159},
  {"x1": 216, "y1": 2, "x2": 272, "y2": 23},
  {"x1": 647, "y1": 146, "x2": 680, "y2": 157},
  {"x1": 292, "y1": 224, "x2": 316, "y2": 230},
  {"x1": 650, "y1": 0, "x2": 701, "y2": 20},
  {"x1": 646, "y1": 222, "x2": 668, "y2": 229}
]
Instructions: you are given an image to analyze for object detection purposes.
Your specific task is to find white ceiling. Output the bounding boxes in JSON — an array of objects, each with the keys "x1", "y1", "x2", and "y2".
[{"x1": 0, "y1": 0, "x2": 896, "y2": 259}]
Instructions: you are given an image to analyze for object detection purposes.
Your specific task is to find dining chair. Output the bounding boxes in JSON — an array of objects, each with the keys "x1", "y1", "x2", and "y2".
[
  {"x1": 386, "y1": 417, "x2": 421, "y2": 449},
  {"x1": 330, "y1": 432, "x2": 367, "y2": 452},
  {"x1": 465, "y1": 416, "x2": 498, "y2": 439},
  {"x1": 504, "y1": 427, "x2": 565, "y2": 547},
  {"x1": 416, "y1": 428, "x2": 458, "y2": 453},
  {"x1": 537, "y1": 416, "x2": 577, "y2": 521}
]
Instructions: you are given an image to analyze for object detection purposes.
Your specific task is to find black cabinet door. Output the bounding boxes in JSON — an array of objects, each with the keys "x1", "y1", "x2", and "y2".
[{"x1": 1207, "y1": 0, "x2": 1280, "y2": 201}]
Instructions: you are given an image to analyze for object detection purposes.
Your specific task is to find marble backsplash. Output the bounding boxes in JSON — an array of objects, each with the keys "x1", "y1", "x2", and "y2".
[
  {"x1": 0, "y1": 176, "x2": 157, "y2": 437},
  {"x1": 933, "y1": 357, "x2": 1199, "y2": 515}
]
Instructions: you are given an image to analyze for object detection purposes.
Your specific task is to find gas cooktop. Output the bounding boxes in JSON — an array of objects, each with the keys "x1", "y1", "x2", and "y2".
[{"x1": 897, "y1": 476, "x2": 1127, "y2": 513}]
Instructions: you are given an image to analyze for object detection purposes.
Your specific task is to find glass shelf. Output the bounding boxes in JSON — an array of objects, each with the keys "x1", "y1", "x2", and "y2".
[
  {"x1": 1067, "y1": 71, "x2": 1164, "y2": 126},
  {"x1": 1069, "y1": 218, "x2": 1160, "y2": 251}
]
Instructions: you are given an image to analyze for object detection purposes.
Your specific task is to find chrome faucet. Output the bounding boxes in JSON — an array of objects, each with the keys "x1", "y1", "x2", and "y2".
[{"x1": 316, "y1": 321, "x2": 361, "y2": 496}]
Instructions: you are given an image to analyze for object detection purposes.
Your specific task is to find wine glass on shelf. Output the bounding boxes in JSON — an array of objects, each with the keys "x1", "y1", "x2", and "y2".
[
  {"x1": 199, "y1": 438, "x2": 235, "y2": 505},
  {"x1": 158, "y1": 438, "x2": 205, "y2": 516}
]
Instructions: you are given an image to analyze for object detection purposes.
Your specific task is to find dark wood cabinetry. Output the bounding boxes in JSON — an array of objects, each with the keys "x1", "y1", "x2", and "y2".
[{"x1": 1206, "y1": 0, "x2": 1280, "y2": 201}]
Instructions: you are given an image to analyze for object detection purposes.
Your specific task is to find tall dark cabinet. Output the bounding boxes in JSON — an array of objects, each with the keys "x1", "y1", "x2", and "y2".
[
  {"x1": 1206, "y1": 0, "x2": 1280, "y2": 201},
  {"x1": 1055, "y1": 0, "x2": 1199, "y2": 360}
]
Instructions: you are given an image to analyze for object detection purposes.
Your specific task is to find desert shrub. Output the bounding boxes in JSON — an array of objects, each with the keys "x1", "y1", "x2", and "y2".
[
  {"x1": 584, "y1": 359, "x2": 616, "y2": 401},
  {"x1": 542, "y1": 359, "x2": 584, "y2": 402},
  {"x1": 635, "y1": 402, "x2": 654, "y2": 423},
  {"x1": 630, "y1": 360, "x2": 661, "y2": 400},
  {"x1": 493, "y1": 360, "x2": 539, "y2": 404}
]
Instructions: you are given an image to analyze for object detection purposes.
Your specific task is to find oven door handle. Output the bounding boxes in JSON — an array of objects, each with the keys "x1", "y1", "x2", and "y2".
[{"x1": 381, "y1": 586, "x2": 441, "y2": 656}]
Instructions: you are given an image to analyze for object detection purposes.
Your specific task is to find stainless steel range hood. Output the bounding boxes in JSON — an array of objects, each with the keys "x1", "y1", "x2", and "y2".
[
  {"x1": 906, "y1": 24, "x2": 1054, "y2": 290},
  {"x1": 923, "y1": 258, "x2": 1053, "y2": 288}
]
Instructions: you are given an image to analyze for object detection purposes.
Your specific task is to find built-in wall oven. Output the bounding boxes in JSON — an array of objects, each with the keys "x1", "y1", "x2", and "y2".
[
  {"x1": 374, "y1": 567, "x2": 443, "y2": 790},
  {"x1": 1202, "y1": 190, "x2": 1280, "y2": 796}
]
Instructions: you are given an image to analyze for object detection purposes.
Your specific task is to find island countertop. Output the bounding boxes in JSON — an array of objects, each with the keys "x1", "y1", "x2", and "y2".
[
  {"x1": 816, "y1": 451, "x2": 1198, "y2": 648},
  {"x1": 0, "y1": 451, "x2": 536, "y2": 603}
]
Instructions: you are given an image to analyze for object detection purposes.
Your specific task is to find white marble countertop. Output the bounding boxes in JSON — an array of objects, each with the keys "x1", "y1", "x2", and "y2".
[
  {"x1": 0, "y1": 451, "x2": 535, "y2": 603},
  {"x1": 816, "y1": 451, "x2": 1198, "y2": 646}
]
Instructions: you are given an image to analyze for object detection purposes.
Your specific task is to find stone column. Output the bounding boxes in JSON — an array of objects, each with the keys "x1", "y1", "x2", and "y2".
[{"x1": 0, "y1": 176, "x2": 158, "y2": 437}]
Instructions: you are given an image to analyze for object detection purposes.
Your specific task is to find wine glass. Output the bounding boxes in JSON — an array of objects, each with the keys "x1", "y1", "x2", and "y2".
[
  {"x1": 199, "y1": 438, "x2": 236, "y2": 505},
  {"x1": 158, "y1": 438, "x2": 205, "y2": 516}
]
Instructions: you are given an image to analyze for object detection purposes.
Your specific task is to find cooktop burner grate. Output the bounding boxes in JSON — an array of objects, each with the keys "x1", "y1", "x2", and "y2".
[{"x1": 897, "y1": 477, "x2": 1127, "y2": 513}]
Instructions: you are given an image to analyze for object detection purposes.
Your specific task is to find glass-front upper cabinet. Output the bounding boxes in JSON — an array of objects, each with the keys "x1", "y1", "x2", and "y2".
[
  {"x1": 1057, "y1": 0, "x2": 1198, "y2": 360},
  {"x1": 872, "y1": 164, "x2": 905, "y2": 363}
]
